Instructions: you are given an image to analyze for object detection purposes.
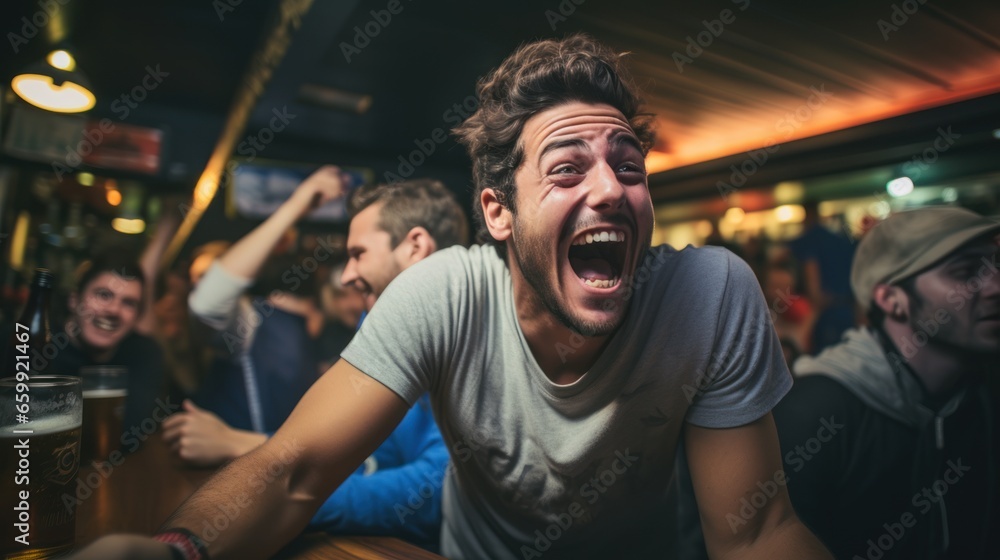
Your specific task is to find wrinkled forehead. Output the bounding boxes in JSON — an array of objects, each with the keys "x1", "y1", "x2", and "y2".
[{"x1": 519, "y1": 102, "x2": 638, "y2": 160}]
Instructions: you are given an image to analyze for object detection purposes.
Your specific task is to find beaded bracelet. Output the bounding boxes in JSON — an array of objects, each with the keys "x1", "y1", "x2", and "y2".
[{"x1": 152, "y1": 528, "x2": 210, "y2": 560}]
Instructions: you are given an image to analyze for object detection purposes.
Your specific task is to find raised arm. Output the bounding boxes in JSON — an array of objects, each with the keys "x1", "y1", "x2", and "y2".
[
  {"x1": 684, "y1": 413, "x2": 833, "y2": 560},
  {"x1": 217, "y1": 165, "x2": 347, "y2": 280},
  {"x1": 188, "y1": 166, "x2": 347, "y2": 328},
  {"x1": 70, "y1": 359, "x2": 410, "y2": 560},
  {"x1": 136, "y1": 206, "x2": 180, "y2": 336}
]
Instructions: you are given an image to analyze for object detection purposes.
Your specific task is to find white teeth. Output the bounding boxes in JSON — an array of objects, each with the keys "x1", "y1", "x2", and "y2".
[
  {"x1": 572, "y1": 230, "x2": 626, "y2": 245},
  {"x1": 94, "y1": 318, "x2": 117, "y2": 331},
  {"x1": 582, "y1": 277, "x2": 620, "y2": 289}
]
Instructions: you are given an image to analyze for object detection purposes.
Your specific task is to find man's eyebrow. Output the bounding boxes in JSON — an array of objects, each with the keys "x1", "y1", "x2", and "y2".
[
  {"x1": 537, "y1": 138, "x2": 587, "y2": 166},
  {"x1": 610, "y1": 131, "x2": 643, "y2": 154}
]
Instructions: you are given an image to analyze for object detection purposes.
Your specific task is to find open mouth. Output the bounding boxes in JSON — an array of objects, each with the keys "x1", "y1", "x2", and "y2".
[
  {"x1": 568, "y1": 229, "x2": 628, "y2": 289},
  {"x1": 93, "y1": 317, "x2": 121, "y2": 332}
]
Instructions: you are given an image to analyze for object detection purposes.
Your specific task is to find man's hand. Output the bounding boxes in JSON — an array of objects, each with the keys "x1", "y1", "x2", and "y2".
[
  {"x1": 286, "y1": 165, "x2": 351, "y2": 219},
  {"x1": 213, "y1": 164, "x2": 352, "y2": 281},
  {"x1": 162, "y1": 400, "x2": 266, "y2": 467},
  {"x1": 69, "y1": 535, "x2": 175, "y2": 560}
]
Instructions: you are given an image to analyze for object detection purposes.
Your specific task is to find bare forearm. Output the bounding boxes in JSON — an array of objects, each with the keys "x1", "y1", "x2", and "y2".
[
  {"x1": 160, "y1": 436, "x2": 332, "y2": 559},
  {"x1": 218, "y1": 165, "x2": 345, "y2": 281},
  {"x1": 217, "y1": 201, "x2": 302, "y2": 281},
  {"x1": 159, "y1": 361, "x2": 402, "y2": 559},
  {"x1": 136, "y1": 212, "x2": 179, "y2": 335},
  {"x1": 227, "y1": 429, "x2": 269, "y2": 460}
]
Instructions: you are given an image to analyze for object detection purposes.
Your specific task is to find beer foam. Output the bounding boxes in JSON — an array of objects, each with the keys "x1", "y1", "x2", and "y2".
[
  {"x1": 1, "y1": 415, "x2": 81, "y2": 437},
  {"x1": 83, "y1": 388, "x2": 128, "y2": 398}
]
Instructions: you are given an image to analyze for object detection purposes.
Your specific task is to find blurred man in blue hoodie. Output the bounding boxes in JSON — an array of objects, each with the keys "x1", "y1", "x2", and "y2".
[{"x1": 164, "y1": 170, "x2": 467, "y2": 551}]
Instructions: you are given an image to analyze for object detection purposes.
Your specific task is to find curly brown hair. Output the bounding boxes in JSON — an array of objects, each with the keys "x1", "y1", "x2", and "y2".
[{"x1": 453, "y1": 33, "x2": 655, "y2": 254}]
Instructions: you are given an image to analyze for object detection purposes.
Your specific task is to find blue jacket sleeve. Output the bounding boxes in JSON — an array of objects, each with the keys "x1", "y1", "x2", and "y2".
[{"x1": 308, "y1": 394, "x2": 447, "y2": 549}]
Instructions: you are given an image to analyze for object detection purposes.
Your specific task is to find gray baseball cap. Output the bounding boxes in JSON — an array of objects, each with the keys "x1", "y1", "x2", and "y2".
[{"x1": 851, "y1": 206, "x2": 1000, "y2": 312}]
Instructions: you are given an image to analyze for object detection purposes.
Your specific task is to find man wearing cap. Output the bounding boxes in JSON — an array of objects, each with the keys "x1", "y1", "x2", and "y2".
[{"x1": 771, "y1": 206, "x2": 999, "y2": 559}]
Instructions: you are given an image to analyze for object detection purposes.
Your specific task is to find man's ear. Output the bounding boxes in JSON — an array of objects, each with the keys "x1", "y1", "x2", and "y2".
[
  {"x1": 872, "y1": 284, "x2": 909, "y2": 321},
  {"x1": 481, "y1": 187, "x2": 512, "y2": 242},
  {"x1": 399, "y1": 226, "x2": 436, "y2": 265},
  {"x1": 67, "y1": 292, "x2": 78, "y2": 312}
]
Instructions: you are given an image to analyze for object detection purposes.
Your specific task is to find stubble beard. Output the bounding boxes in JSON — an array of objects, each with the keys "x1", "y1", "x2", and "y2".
[{"x1": 509, "y1": 219, "x2": 621, "y2": 338}]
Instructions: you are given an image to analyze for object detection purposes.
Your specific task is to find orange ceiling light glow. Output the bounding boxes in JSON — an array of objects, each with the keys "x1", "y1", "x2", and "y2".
[
  {"x1": 645, "y1": 150, "x2": 674, "y2": 175},
  {"x1": 106, "y1": 188, "x2": 122, "y2": 206},
  {"x1": 724, "y1": 207, "x2": 746, "y2": 224},
  {"x1": 649, "y1": 72, "x2": 1000, "y2": 174}
]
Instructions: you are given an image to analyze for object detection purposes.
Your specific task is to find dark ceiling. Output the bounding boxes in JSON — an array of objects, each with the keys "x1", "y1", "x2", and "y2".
[{"x1": 2, "y1": 0, "x2": 999, "y2": 214}]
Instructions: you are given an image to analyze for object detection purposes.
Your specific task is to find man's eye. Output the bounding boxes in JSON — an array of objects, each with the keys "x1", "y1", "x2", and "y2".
[
  {"x1": 552, "y1": 166, "x2": 579, "y2": 175},
  {"x1": 617, "y1": 163, "x2": 644, "y2": 174},
  {"x1": 952, "y1": 267, "x2": 976, "y2": 279}
]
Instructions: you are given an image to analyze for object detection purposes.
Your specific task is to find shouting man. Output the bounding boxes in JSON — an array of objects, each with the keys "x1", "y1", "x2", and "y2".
[{"x1": 74, "y1": 34, "x2": 830, "y2": 560}]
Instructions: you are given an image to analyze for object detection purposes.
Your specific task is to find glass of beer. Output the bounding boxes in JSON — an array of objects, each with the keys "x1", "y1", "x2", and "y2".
[
  {"x1": 80, "y1": 366, "x2": 128, "y2": 464},
  {"x1": 1, "y1": 375, "x2": 83, "y2": 559}
]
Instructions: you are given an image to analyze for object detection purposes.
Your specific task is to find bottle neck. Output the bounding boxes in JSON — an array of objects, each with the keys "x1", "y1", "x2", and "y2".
[{"x1": 18, "y1": 284, "x2": 53, "y2": 344}]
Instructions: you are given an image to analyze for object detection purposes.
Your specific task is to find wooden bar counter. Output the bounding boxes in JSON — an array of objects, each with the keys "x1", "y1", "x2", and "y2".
[{"x1": 73, "y1": 432, "x2": 444, "y2": 559}]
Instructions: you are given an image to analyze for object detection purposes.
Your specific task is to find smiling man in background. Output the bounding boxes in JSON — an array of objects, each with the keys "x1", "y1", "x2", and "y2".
[
  {"x1": 49, "y1": 254, "x2": 167, "y2": 450},
  {"x1": 74, "y1": 34, "x2": 830, "y2": 560},
  {"x1": 340, "y1": 178, "x2": 469, "y2": 312},
  {"x1": 163, "y1": 176, "x2": 465, "y2": 551}
]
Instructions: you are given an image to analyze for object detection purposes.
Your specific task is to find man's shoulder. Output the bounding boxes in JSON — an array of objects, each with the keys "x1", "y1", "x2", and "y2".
[
  {"x1": 644, "y1": 243, "x2": 746, "y2": 286},
  {"x1": 404, "y1": 243, "x2": 506, "y2": 285},
  {"x1": 650, "y1": 242, "x2": 737, "y2": 265},
  {"x1": 430, "y1": 243, "x2": 503, "y2": 266},
  {"x1": 377, "y1": 244, "x2": 507, "y2": 313},
  {"x1": 622, "y1": 245, "x2": 748, "y2": 334}
]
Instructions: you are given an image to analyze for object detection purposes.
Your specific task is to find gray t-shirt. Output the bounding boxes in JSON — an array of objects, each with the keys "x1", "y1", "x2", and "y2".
[{"x1": 341, "y1": 244, "x2": 791, "y2": 559}]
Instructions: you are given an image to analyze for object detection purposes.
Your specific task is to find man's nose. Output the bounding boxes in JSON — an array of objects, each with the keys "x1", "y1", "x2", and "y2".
[
  {"x1": 104, "y1": 298, "x2": 123, "y2": 314},
  {"x1": 341, "y1": 259, "x2": 359, "y2": 288},
  {"x1": 585, "y1": 162, "x2": 626, "y2": 212}
]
